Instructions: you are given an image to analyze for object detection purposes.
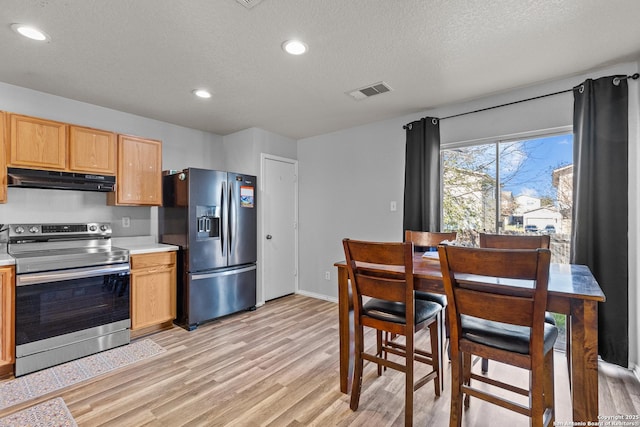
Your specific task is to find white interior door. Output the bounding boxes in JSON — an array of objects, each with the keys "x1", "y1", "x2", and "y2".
[{"x1": 262, "y1": 155, "x2": 297, "y2": 301}]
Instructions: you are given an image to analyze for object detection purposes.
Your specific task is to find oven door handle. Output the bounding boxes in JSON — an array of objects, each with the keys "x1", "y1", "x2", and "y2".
[{"x1": 16, "y1": 263, "x2": 131, "y2": 287}]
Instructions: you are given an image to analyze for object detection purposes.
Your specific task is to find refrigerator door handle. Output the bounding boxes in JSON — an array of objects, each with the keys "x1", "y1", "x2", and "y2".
[
  {"x1": 228, "y1": 182, "x2": 234, "y2": 253},
  {"x1": 221, "y1": 180, "x2": 227, "y2": 256},
  {"x1": 191, "y1": 264, "x2": 257, "y2": 280}
]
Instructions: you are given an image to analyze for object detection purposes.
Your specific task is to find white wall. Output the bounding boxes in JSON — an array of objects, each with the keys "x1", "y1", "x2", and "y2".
[
  {"x1": 298, "y1": 117, "x2": 408, "y2": 298},
  {"x1": 222, "y1": 127, "x2": 297, "y2": 304},
  {"x1": 297, "y1": 60, "x2": 640, "y2": 369},
  {"x1": 0, "y1": 82, "x2": 224, "y2": 237}
]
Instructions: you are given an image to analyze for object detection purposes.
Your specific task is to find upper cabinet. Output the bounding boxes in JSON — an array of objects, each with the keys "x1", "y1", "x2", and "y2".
[
  {"x1": 7, "y1": 113, "x2": 117, "y2": 176},
  {"x1": 0, "y1": 112, "x2": 6, "y2": 204},
  {"x1": 3, "y1": 112, "x2": 162, "y2": 206},
  {"x1": 68, "y1": 125, "x2": 116, "y2": 175},
  {"x1": 107, "y1": 134, "x2": 162, "y2": 206},
  {"x1": 9, "y1": 114, "x2": 67, "y2": 170}
]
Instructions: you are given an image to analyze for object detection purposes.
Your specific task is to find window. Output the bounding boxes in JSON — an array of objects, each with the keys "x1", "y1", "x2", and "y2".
[
  {"x1": 442, "y1": 132, "x2": 573, "y2": 262},
  {"x1": 442, "y1": 133, "x2": 574, "y2": 349}
]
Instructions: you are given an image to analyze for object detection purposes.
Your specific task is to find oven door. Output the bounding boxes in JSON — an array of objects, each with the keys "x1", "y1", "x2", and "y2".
[{"x1": 15, "y1": 263, "x2": 130, "y2": 348}]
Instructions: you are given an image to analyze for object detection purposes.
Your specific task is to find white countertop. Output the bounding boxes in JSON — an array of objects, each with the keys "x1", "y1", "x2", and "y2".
[
  {"x1": 0, "y1": 237, "x2": 177, "y2": 265},
  {"x1": 111, "y1": 236, "x2": 179, "y2": 255},
  {"x1": 0, "y1": 253, "x2": 16, "y2": 267}
]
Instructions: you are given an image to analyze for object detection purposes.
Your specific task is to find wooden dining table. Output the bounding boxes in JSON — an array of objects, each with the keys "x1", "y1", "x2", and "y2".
[{"x1": 335, "y1": 252, "x2": 606, "y2": 423}]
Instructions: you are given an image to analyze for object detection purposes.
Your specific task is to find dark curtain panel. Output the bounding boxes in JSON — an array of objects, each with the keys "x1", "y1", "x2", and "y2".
[
  {"x1": 403, "y1": 117, "x2": 441, "y2": 234},
  {"x1": 572, "y1": 75, "x2": 629, "y2": 367}
]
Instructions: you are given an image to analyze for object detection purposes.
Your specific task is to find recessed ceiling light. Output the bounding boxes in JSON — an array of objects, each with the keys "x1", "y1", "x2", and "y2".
[
  {"x1": 11, "y1": 23, "x2": 50, "y2": 41},
  {"x1": 282, "y1": 40, "x2": 308, "y2": 55},
  {"x1": 192, "y1": 89, "x2": 212, "y2": 99}
]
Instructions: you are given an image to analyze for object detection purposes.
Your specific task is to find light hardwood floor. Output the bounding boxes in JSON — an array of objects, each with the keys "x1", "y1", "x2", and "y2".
[{"x1": 2, "y1": 294, "x2": 639, "y2": 426}]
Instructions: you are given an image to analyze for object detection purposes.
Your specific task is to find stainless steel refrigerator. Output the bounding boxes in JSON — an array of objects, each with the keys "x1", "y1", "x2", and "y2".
[{"x1": 159, "y1": 168, "x2": 257, "y2": 330}]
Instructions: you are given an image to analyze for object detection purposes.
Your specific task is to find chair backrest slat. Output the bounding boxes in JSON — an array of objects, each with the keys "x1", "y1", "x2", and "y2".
[
  {"x1": 405, "y1": 230, "x2": 457, "y2": 248},
  {"x1": 441, "y1": 247, "x2": 542, "y2": 279},
  {"x1": 355, "y1": 274, "x2": 407, "y2": 303},
  {"x1": 455, "y1": 289, "x2": 534, "y2": 326},
  {"x1": 479, "y1": 233, "x2": 550, "y2": 250}
]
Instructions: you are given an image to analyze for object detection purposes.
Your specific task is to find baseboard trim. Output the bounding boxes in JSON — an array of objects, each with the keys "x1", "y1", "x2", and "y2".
[
  {"x1": 296, "y1": 289, "x2": 338, "y2": 304},
  {"x1": 632, "y1": 363, "x2": 640, "y2": 383}
]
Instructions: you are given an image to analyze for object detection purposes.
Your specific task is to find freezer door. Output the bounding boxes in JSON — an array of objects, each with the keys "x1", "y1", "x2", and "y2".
[
  {"x1": 227, "y1": 172, "x2": 257, "y2": 266},
  {"x1": 187, "y1": 168, "x2": 228, "y2": 272},
  {"x1": 186, "y1": 265, "x2": 257, "y2": 329}
]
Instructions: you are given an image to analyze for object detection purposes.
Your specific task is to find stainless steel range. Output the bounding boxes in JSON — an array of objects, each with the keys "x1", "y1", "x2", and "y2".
[{"x1": 6, "y1": 222, "x2": 130, "y2": 377}]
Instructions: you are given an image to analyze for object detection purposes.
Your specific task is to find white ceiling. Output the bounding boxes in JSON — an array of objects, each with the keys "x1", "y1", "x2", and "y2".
[{"x1": 1, "y1": 0, "x2": 639, "y2": 140}]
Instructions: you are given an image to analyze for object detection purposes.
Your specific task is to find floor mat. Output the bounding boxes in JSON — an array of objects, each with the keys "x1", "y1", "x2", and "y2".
[
  {"x1": 0, "y1": 397, "x2": 77, "y2": 427},
  {"x1": 0, "y1": 339, "x2": 165, "y2": 411}
]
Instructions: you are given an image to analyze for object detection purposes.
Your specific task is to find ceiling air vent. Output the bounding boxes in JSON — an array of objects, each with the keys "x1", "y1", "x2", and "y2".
[
  {"x1": 346, "y1": 81, "x2": 392, "y2": 101},
  {"x1": 235, "y1": 0, "x2": 264, "y2": 9}
]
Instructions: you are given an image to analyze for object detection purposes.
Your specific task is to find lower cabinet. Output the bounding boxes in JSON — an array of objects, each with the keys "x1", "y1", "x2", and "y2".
[
  {"x1": 0, "y1": 266, "x2": 15, "y2": 376},
  {"x1": 130, "y1": 251, "x2": 176, "y2": 331}
]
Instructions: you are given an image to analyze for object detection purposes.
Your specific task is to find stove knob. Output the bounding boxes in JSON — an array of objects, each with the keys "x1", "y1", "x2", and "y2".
[
  {"x1": 29, "y1": 226, "x2": 39, "y2": 234},
  {"x1": 14, "y1": 226, "x2": 25, "y2": 234},
  {"x1": 100, "y1": 225, "x2": 109, "y2": 232},
  {"x1": 89, "y1": 224, "x2": 98, "y2": 232}
]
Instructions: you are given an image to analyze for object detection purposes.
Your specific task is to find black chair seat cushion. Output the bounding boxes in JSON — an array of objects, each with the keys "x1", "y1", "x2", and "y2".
[
  {"x1": 363, "y1": 298, "x2": 442, "y2": 325},
  {"x1": 415, "y1": 291, "x2": 447, "y2": 307},
  {"x1": 461, "y1": 315, "x2": 558, "y2": 355},
  {"x1": 544, "y1": 312, "x2": 556, "y2": 325}
]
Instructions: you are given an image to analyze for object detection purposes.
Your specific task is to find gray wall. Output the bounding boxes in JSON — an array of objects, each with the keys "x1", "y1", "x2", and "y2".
[{"x1": 297, "y1": 60, "x2": 640, "y2": 368}]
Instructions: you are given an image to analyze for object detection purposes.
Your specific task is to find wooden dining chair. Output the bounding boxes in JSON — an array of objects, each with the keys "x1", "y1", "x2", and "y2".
[
  {"x1": 402, "y1": 230, "x2": 457, "y2": 354},
  {"x1": 405, "y1": 230, "x2": 457, "y2": 306},
  {"x1": 438, "y1": 245, "x2": 557, "y2": 427},
  {"x1": 478, "y1": 233, "x2": 561, "y2": 375},
  {"x1": 343, "y1": 238, "x2": 443, "y2": 427},
  {"x1": 404, "y1": 230, "x2": 458, "y2": 307}
]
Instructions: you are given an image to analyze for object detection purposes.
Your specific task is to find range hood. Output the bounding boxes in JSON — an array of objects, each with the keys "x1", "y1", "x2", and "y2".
[{"x1": 7, "y1": 167, "x2": 115, "y2": 192}]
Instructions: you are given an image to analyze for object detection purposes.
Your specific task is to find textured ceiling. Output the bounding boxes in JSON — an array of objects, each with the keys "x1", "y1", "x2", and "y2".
[{"x1": 1, "y1": 0, "x2": 639, "y2": 140}]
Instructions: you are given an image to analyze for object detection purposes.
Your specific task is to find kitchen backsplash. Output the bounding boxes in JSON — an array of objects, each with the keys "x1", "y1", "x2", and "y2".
[{"x1": 0, "y1": 187, "x2": 151, "y2": 237}]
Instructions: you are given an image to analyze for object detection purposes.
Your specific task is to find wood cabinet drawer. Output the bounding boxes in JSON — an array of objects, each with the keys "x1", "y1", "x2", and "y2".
[{"x1": 130, "y1": 251, "x2": 176, "y2": 270}]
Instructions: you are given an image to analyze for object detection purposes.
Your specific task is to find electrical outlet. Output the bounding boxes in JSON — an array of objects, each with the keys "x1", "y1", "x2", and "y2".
[
  {"x1": 325, "y1": 271, "x2": 331, "y2": 280},
  {"x1": 122, "y1": 217, "x2": 130, "y2": 228}
]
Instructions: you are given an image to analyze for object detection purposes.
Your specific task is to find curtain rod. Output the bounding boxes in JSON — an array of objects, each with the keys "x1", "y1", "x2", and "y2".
[
  {"x1": 439, "y1": 88, "x2": 572, "y2": 121},
  {"x1": 404, "y1": 73, "x2": 639, "y2": 127}
]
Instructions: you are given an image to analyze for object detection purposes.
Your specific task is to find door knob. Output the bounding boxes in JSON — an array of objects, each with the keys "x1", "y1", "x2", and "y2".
[{"x1": 266, "y1": 234, "x2": 272, "y2": 239}]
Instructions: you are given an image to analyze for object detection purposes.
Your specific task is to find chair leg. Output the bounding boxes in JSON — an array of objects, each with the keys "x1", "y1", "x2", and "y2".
[
  {"x1": 566, "y1": 315, "x2": 571, "y2": 388},
  {"x1": 350, "y1": 324, "x2": 365, "y2": 411},
  {"x1": 463, "y1": 352, "x2": 472, "y2": 408},
  {"x1": 405, "y1": 329, "x2": 414, "y2": 427},
  {"x1": 449, "y1": 350, "x2": 463, "y2": 427},
  {"x1": 481, "y1": 357, "x2": 489, "y2": 374},
  {"x1": 531, "y1": 351, "x2": 552, "y2": 427},
  {"x1": 428, "y1": 320, "x2": 442, "y2": 396},
  {"x1": 377, "y1": 330, "x2": 383, "y2": 376},
  {"x1": 544, "y1": 350, "x2": 555, "y2": 426}
]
